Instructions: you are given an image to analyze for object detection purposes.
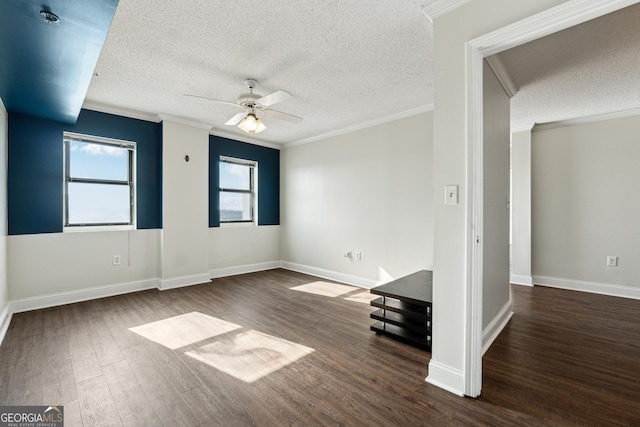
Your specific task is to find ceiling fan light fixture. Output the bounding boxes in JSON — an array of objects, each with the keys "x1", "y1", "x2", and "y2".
[
  {"x1": 244, "y1": 113, "x2": 258, "y2": 131},
  {"x1": 237, "y1": 113, "x2": 266, "y2": 134}
]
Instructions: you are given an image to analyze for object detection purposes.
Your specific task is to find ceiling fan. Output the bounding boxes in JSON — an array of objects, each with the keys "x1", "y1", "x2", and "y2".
[{"x1": 185, "y1": 79, "x2": 303, "y2": 135}]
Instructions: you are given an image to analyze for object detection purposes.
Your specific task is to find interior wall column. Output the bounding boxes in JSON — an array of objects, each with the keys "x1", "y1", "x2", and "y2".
[
  {"x1": 510, "y1": 127, "x2": 533, "y2": 286},
  {"x1": 160, "y1": 120, "x2": 211, "y2": 289}
]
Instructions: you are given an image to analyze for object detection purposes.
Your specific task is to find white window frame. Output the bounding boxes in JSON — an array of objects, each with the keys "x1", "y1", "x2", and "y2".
[
  {"x1": 219, "y1": 156, "x2": 258, "y2": 226},
  {"x1": 63, "y1": 132, "x2": 136, "y2": 232}
]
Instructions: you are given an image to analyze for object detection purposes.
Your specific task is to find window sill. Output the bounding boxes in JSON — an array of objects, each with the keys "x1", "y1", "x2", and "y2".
[
  {"x1": 63, "y1": 224, "x2": 136, "y2": 233},
  {"x1": 220, "y1": 222, "x2": 257, "y2": 228}
]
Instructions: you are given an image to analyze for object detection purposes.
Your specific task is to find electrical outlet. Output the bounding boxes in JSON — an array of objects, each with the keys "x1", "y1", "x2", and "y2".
[
  {"x1": 113, "y1": 255, "x2": 121, "y2": 266},
  {"x1": 355, "y1": 251, "x2": 362, "y2": 261},
  {"x1": 606, "y1": 256, "x2": 618, "y2": 267}
]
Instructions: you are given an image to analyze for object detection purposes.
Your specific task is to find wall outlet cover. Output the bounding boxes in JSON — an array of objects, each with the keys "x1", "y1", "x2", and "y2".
[{"x1": 445, "y1": 185, "x2": 458, "y2": 205}]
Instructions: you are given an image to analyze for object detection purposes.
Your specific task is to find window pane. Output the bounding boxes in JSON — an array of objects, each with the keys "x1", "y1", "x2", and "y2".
[
  {"x1": 67, "y1": 183, "x2": 131, "y2": 224},
  {"x1": 69, "y1": 141, "x2": 129, "y2": 181},
  {"x1": 220, "y1": 192, "x2": 252, "y2": 221},
  {"x1": 220, "y1": 161, "x2": 251, "y2": 190}
]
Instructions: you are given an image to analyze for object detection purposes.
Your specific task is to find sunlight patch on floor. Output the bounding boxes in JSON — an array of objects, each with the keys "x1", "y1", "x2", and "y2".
[
  {"x1": 185, "y1": 330, "x2": 315, "y2": 383},
  {"x1": 344, "y1": 291, "x2": 377, "y2": 304},
  {"x1": 290, "y1": 281, "x2": 359, "y2": 297},
  {"x1": 129, "y1": 312, "x2": 242, "y2": 350}
]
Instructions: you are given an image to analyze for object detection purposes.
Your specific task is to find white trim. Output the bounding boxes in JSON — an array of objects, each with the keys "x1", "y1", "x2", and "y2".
[
  {"x1": 511, "y1": 123, "x2": 535, "y2": 133},
  {"x1": 158, "y1": 273, "x2": 211, "y2": 291},
  {"x1": 82, "y1": 101, "x2": 160, "y2": 123},
  {"x1": 426, "y1": 361, "x2": 465, "y2": 396},
  {"x1": 284, "y1": 104, "x2": 433, "y2": 148},
  {"x1": 158, "y1": 114, "x2": 212, "y2": 131},
  {"x1": 533, "y1": 276, "x2": 640, "y2": 300},
  {"x1": 421, "y1": 0, "x2": 471, "y2": 22},
  {"x1": 280, "y1": 261, "x2": 377, "y2": 289},
  {"x1": 469, "y1": 0, "x2": 640, "y2": 58},
  {"x1": 510, "y1": 274, "x2": 533, "y2": 286},
  {"x1": 464, "y1": 41, "x2": 484, "y2": 398},
  {"x1": 485, "y1": 54, "x2": 518, "y2": 98},
  {"x1": 209, "y1": 128, "x2": 282, "y2": 150},
  {"x1": 482, "y1": 301, "x2": 513, "y2": 355},
  {"x1": 534, "y1": 106, "x2": 640, "y2": 132},
  {"x1": 10, "y1": 278, "x2": 159, "y2": 314},
  {"x1": 0, "y1": 97, "x2": 7, "y2": 115},
  {"x1": 210, "y1": 261, "x2": 281, "y2": 279},
  {"x1": 463, "y1": 0, "x2": 636, "y2": 400},
  {"x1": 0, "y1": 303, "x2": 12, "y2": 347},
  {"x1": 64, "y1": 131, "x2": 136, "y2": 147}
]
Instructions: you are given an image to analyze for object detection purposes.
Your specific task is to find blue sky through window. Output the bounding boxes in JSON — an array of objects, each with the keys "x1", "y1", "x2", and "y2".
[
  {"x1": 67, "y1": 140, "x2": 132, "y2": 225},
  {"x1": 219, "y1": 161, "x2": 253, "y2": 221},
  {"x1": 70, "y1": 141, "x2": 128, "y2": 180},
  {"x1": 220, "y1": 162, "x2": 250, "y2": 190}
]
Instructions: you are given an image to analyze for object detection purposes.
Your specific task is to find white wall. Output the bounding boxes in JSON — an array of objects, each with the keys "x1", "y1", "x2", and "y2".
[
  {"x1": 160, "y1": 121, "x2": 210, "y2": 288},
  {"x1": 532, "y1": 115, "x2": 640, "y2": 293},
  {"x1": 482, "y1": 62, "x2": 510, "y2": 329},
  {"x1": 429, "y1": 0, "x2": 565, "y2": 394},
  {"x1": 511, "y1": 129, "x2": 532, "y2": 285},
  {"x1": 0, "y1": 98, "x2": 9, "y2": 339},
  {"x1": 281, "y1": 112, "x2": 433, "y2": 287},
  {"x1": 209, "y1": 225, "x2": 280, "y2": 274},
  {"x1": 8, "y1": 230, "x2": 160, "y2": 303}
]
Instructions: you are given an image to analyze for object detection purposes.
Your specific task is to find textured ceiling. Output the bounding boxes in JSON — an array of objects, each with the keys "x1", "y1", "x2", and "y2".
[
  {"x1": 85, "y1": 0, "x2": 432, "y2": 145},
  {"x1": 500, "y1": 2, "x2": 640, "y2": 129},
  {"x1": 83, "y1": 1, "x2": 640, "y2": 145}
]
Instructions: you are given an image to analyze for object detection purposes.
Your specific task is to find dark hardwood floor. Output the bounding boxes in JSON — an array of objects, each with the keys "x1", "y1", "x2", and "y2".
[{"x1": 1, "y1": 269, "x2": 639, "y2": 426}]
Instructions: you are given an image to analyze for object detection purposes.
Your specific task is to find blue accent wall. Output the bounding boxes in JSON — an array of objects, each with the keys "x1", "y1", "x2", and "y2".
[
  {"x1": 8, "y1": 109, "x2": 162, "y2": 235},
  {"x1": 209, "y1": 136, "x2": 280, "y2": 227}
]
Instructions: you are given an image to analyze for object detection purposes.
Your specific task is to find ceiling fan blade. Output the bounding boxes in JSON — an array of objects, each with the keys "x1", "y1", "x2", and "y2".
[
  {"x1": 225, "y1": 112, "x2": 247, "y2": 126},
  {"x1": 183, "y1": 94, "x2": 241, "y2": 109},
  {"x1": 256, "y1": 90, "x2": 292, "y2": 107},
  {"x1": 262, "y1": 108, "x2": 303, "y2": 124}
]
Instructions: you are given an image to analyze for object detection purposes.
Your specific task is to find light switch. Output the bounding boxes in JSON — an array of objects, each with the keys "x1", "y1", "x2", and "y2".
[{"x1": 445, "y1": 185, "x2": 458, "y2": 205}]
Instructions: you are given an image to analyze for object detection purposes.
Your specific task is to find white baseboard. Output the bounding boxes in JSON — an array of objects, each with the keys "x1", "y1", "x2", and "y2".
[
  {"x1": 510, "y1": 274, "x2": 533, "y2": 286},
  {"x1": 280, "y1": 261, "x2": 377, "y2": 289},
  {"x1": 158, "y1": 273, "x2": 211, "y2": 290},
  {"x1": 426, "y1": 360, "x2": 465, "y2": 397},
  {"x1": 210, "y1": 261, "x2": 281, "y2": 279},
  {"x1": 482, "y1": 300, "x2": 513, "y2": 355},
  {"x1": 10, "y1": 278, "x2": 160, "y2": 314},
  {"x1": 0, "y1": 303, "x2": 12, "y2": 347},
  {"x1": 534, "y1": 275, "x2": 640, "y2": 300}
]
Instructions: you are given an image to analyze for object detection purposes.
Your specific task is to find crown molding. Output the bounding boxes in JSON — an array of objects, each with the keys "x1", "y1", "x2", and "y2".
[
  {"x1": 485, "y1": 54, "x2": 518, "y2": 98},
  {"x1": 421, "y1": 0, "x2": 471, "y2": 22},
  {"x1": 82, "y1": 101, "x2": 160, "y2": 123},
  {"x1": 511, "y1": 123, "x2": 535, "y2": 133},
  {"x1": 470, "y1": 0, "x2": 640, "y2": 57},
  {"x1": 208, "y1": 128, "x2": 281, "y2": 150},
  {"x1": 158, "y1": 113, "x2": 212, "y2": 130},
  {"x1": 534, "y1": 106, "x2": 640, "y2": 132},
  {"x1": 284, "y1": 104, "x2": 434, "y2": 148}
]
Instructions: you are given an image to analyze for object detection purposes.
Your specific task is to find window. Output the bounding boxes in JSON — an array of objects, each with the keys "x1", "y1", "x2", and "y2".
[
  {"x1": 63, "y1": 132, "x2": 135, "y2": 229},
  {"x1": 219, "y1": 156, "x2": 257, "y2": 224}
]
